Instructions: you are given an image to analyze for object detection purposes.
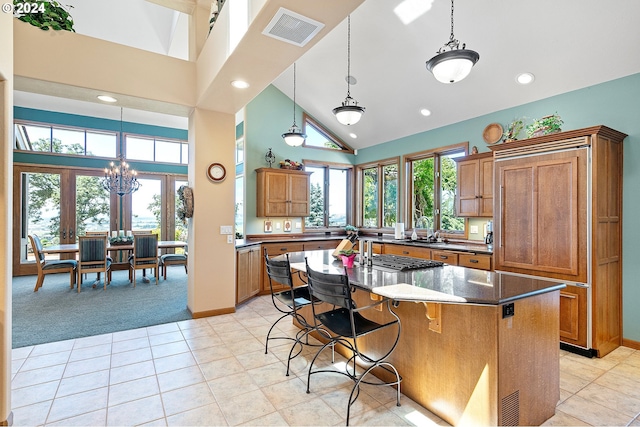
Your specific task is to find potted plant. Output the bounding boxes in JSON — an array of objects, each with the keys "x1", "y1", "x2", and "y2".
[
  {"x1": 13, "y1": 0, "x2": 75, "y2": 32},
  {"x1": 526, "y1": 113, "x2": 563, "y2": 138},
  {"x1": 503, "y1": 118, "x2": 525, "y2": 142},
  {"x1": 338, "y1": 248, "x2": 358, "y2": 268}
]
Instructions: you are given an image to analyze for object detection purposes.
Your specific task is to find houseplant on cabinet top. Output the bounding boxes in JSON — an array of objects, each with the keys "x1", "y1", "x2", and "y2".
[{"x1": 526, "y1": 113, "x2": 563, "y2": 138}]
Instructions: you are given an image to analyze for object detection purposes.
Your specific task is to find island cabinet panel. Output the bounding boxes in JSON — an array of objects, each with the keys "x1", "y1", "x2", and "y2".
[
  {"x1": 256, "y1": 168, "x2": 311, "y2": 217},
  {"x1": 260, "y1": 242, "x2": 304, "y2": 294},
  {"x1": 298, "y1": 288, "x2": 560, "y2": 426},
  {"x1": 491, "y1": 126, "x2": 626, "y2": 357},
  {"x1": 383, "y1": 243, "x2": 431, "y2": 259},
  {"x1": 236, "y1": 245, "x2": 261, "y2": 304},
  {"x1": 455, "y1": 152, "x2": 493, "y2": 217}
]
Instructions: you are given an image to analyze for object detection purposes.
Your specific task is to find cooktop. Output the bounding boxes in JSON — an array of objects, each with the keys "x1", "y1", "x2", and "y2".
[{"x1": 371, "y1": 254, "x2": 444, "y2": 271}]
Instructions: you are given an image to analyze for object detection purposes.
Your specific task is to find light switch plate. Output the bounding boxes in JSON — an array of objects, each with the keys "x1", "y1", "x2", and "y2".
[
  {"x1": 275, "y1": 222, "x2": 281, "y2": 229},
  {"x1": 220, "y1": 225, "x2": 233, "y2": 234}
]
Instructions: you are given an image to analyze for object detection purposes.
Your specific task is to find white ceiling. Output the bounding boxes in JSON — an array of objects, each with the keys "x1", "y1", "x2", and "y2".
[{"x1": 14, "y1": 0, "x2": 640, "y2": 150}]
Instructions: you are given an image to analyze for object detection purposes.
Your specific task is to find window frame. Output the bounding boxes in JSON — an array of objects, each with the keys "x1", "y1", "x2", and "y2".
[
  {"x1": 356, "y1": 156, "x2": 400, "y2": 230},
  {"x1": 124, "y1": 133, "x2": 189, "y2": 165},
  {"x1": 303, "y1": 159, "x2": 354, "y2": 230},
  {"x1": 404, "y1": 142, "x2": 468, "y2": 238},
  {"x1": 302, "y1": 113, "x2": 354, "y2": 154}
]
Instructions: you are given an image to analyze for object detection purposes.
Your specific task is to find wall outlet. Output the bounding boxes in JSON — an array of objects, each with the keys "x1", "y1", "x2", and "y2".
[
  {"x1": 227, "y1": 235, "x2": 233, "y2": 243},
  {"x1": 275, "y1": 222, "x2": 281, "y2": 229},
  {"x1": 295, "y1": 222, "x2": 301, "y2": 228},
  {"x1": 470, "y1": 225, "x2": 479, "y2": 234}
]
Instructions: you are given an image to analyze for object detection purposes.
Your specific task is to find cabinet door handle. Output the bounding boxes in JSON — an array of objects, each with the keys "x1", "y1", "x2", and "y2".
[{"x1": 499, "y1": 185, "x2": 504, "y2": 248}]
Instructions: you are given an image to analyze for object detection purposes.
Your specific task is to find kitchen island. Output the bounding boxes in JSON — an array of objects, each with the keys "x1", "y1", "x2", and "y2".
[{"x1": 283, "y1": 250, "x2": 564, "y2": 426}]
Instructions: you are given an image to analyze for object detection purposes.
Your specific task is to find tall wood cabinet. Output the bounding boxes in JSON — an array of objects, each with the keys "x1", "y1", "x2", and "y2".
[
  {"x1": 491, "y1": 126, "x2": 626, "y2": 357},
  {"x1": 236, "y1": 245, "x2": 262, "y2": 304},
  {"x1": 256, "y1": 168, "x2": 311, "y2": 217},
  {"x1": 455, "y1": 152, "x2": 493, "y2": 217}
]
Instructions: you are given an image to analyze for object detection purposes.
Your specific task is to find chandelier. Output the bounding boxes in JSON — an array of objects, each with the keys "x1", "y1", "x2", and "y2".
[
  {"x1": 425, "y1": 0, "x2": 479, "y2": 84},
  {"x1": 282, "y1": 63, "x2": 306, "y2": 147},
  {"x1": 102, "y1": 108, "x2": 140, "y2": 196},
  {"x1": 332, "y1": 15, "x2": 365, "y2": 125}
]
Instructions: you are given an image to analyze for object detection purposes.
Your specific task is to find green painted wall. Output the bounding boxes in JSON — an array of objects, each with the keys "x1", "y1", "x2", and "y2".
[
  {"x1": 246, "y1": 74, "x2": 640, "y2": 342},
  {"x1": 244, "y1": 85, "x2": 355, "y2": 235}
]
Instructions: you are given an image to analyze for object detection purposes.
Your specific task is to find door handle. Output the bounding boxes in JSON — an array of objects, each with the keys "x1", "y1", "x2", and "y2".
[
  {"x1": 62, "y1": 228, "x2": 66, "y2": 239},
  {"x1": 69, "y1": 228, "x2": 75, "y2": 240}
]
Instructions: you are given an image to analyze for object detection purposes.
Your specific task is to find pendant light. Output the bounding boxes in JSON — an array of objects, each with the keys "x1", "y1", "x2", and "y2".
[
  {"x1": 425, "y1": 0, "x2": 479, "y2": 84},
  {"x1": 282, "y1": 63, "x2": 306, "y2": 147},
  {"x1": 332, "y1": 15, "x2": 365, "y2": 126}
]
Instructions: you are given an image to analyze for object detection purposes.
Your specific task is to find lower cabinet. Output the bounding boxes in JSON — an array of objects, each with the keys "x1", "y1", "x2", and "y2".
[
  {"x1": 559, "y1": 284, "x2": 588, "y2": 348},
  {"x1": 384, "y1": 244, "x2": 431, "y2": 259},
  {"x1": 236, "y1": 245, "x2": 262, "y2": 304},
  {"x1": 261, "y1": 242, "x2": 304, "y2": 293},
  {"x1": 431, "y1": 250, "x2": 459, "y2": 266},
  {"x1": 458, "y1": 253, "x2": 492, "y2": 270}
]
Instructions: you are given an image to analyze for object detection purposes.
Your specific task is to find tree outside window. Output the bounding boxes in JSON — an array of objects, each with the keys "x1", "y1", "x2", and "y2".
[
  {"x1": 305, "y1": 163, "x2": 352, "y2": 228},
  {"x1": 360, "y1": 159, "x2": 398, "y2": 228}
]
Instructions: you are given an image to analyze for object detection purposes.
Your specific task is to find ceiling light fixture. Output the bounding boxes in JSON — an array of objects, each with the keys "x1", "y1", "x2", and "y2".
[
  {"x1": 516, "y1": 72, "x2": 535, "y2": 85},
  {"x1": 97, "y1": 95, "x2": 117, "y2": 103},
  {"x1": 281, "y1": 63, "x2": 306, "y2": 147},
  {"x1": 425, "y1": 0, "x2": 479, "y2": 84},
  {"x1": 332, "y1": 15, "x2": 365, "y2": 126},
  {"x1": 102, "y1": 108, "x2": 140, "y2": 197},
  {"x1": 349, "y1": 133, "x2": 357, "y2": 139},
  {"x1": 420, "y1": 108, "x2": 432, "y2": 116},
  {"x1": 231, "y1": 80, "x2": 250, "y2": 89}
]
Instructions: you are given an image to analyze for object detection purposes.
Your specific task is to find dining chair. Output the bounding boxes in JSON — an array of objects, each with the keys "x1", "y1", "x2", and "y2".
[
  {"x1": 84, "y1": 231, "x2": 112, "y2": 281},
  {"x1": 304, "y1": 259, "x2": 402, "y2": 426},
  {"x1": 77, "y1": 235, "x2": 111, "y2": 292},
  {"x1": 28, "y1": 234, "x2": 77, "y2": 292},
  {"x1": 159, "y1": 251, "x2": 187, "y2": 280},
  {"x1": 129, "y1": 233, "x2": 159, "y2": 286}
]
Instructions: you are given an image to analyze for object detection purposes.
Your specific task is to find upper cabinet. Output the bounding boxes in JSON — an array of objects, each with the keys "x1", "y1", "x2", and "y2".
[
  {"x1": 455, "y1": 152, "x2": 493, "y2": 217},
  {"x1": 256, "y1": 168, "x2": 311, "y2": 217}
]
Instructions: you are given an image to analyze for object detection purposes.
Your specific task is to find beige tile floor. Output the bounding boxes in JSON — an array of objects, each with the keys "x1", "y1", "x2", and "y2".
[{"x1": 10, "y1": 295, "x2": 640, "y2": 426}]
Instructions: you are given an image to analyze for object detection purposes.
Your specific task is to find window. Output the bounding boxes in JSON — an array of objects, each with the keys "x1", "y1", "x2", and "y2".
[
  {"x1": 125, "y1": 135, "x2": 189, "y2": 164},
  {"x1": 14, "y1": 122, "x2": 117, "y2": 157},
  {"x1": 302, "y1": 114, "x2": 354, "y2": 153},
  {"x1": 406, "y1": 143, "x2": 466, "y2": 235},
  {"x1": 359, "y1": 158, "x2": 399, "y2": 228},
  {"x1": 305, "y1": 162, "x2": 352, "y2": 228}
]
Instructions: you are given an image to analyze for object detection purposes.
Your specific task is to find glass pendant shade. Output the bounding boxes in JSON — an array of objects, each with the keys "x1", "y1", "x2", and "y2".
[
  {"x1": 282, "y1": 125, "x2": 306, "y2": 147},
  {"x1": 426, "y1": 49, "x2": 479, "y2": 84},
  {"x1": 333, "y1": 97, "x2": 365, "y2": 125}
]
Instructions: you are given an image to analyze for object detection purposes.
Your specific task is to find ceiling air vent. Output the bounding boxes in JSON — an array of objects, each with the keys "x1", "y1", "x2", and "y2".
[{"x1": 262, "y1": 8, "x2": 325, "y2": 47}]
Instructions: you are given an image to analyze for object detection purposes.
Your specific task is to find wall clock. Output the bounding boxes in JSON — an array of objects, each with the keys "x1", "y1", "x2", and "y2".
[{"x1": 207, "y1": 163, "x2": 226, "y2": 182}]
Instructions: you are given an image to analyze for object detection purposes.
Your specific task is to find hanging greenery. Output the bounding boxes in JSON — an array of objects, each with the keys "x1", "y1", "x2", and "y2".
[{"x1": 13, "y1": 0, "x2": 75, "y2": 32}]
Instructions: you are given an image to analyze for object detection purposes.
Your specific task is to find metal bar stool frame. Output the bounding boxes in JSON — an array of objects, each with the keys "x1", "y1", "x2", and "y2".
[{"x1": 304, "y1": 258, "x2": 402, "y2": 426}]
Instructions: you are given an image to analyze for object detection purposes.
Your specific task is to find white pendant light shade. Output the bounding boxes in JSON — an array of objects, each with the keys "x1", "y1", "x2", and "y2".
[
  {"x1": 426, "y1": 49, "x2": 479, "y2": 84},
  {"x1": 426, "y1": 0, "x2": 479, "y2": 84},
  {"x1": 282, "y1": 63, "x2": 306, "y2": 146},
  {"x1": 332, "y1": 96, "x2": 365, "y2": 125},
  {"x1": 282, "y1": 125, "x2": 306, "y2": 147}
]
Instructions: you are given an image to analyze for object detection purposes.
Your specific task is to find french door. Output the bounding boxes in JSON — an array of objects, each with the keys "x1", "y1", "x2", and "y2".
[{"x1": 13, "y1": 164, "x2": 187, "y2": 276}]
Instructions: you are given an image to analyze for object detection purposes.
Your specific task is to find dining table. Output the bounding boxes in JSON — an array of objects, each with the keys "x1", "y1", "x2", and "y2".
[{"x1": 40, "y1": 240, "x2": 187, "y2": 255}]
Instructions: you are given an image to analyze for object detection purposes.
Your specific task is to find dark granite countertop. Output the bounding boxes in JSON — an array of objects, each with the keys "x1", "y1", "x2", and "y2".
[{"x1": 283, "y1": 250, "x2": 563, "y2": 306}]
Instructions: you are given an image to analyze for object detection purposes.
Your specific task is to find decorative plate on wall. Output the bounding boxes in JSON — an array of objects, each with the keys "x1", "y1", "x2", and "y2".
[{"x1": 483, "y1": 123, "x2": 504, "y2": 144}]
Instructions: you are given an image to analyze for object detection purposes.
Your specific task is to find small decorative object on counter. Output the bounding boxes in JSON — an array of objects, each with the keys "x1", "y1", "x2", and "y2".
[
  {"x1": 109, "y1": 236, "x2": 133, "y2": 246},
  {"x1": 338, "y1": 248, "x2": 358, "y2": 268},
  {"x1": 411, "y1": 229, "x2": 418, "y2": 241},
  {"x1": 279, "y1": 159, "x2": 304, "y2": 170},
  {"x1": 526, "y1": 113, "x2": 563, "y2": 138}
]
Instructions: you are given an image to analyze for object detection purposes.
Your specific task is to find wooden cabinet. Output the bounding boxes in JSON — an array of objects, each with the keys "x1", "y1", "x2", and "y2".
[
  {"x1": 236, "y1": 245, "x2": 262, "y2": 304},
  {"x1": 458, "y1": 253, "x2": 492, "y2": 270},
  {"x1": 431, "y1": 250, "x2": 459, "y2": 265},
  {"x1": 491, "y1": 126, "x2": 626, "y2": 357},
  {"x1": 261, "y1": 242, "x2": 304, "y2": 294},
  {"x1": 455, "y1": 152, "x2": 493, "y2": 217},
  {"x1": 303, "y1": 240, "x2": 341, "y2": 251},
  {"x1": 384, "y1": 243, "x2": 431, "y2": 259},
  {"x1": 256, "y1": 168, "x2": 311, "y2": 217}
]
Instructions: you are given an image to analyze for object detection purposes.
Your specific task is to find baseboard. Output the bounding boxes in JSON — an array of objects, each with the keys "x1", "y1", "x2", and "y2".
[
  {"x1": 1, "y1": 411, "x2": 13, "y2": 426},
  {"x1": 190, "y1": 306, "x2": 235, "y2": 319},
  {"x1": 622, "y1": 338, "x2": 640, "y2": 351}
]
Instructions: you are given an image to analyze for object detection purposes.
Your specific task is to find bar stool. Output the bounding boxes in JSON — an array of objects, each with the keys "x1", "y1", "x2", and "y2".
[{"x1": 304, "y1": 259, "x2": 402, "y2": 426}]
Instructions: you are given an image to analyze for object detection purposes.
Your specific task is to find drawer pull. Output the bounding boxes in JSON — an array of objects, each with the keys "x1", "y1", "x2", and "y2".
[
  {"x1": 280, "y1": 247, "x2": 288, "y2": 251},
  {"x1": 439, "y1": 255, "x2": 448, "y2": 260},
  {"x1": 470, "y1": 259, "x2": 479, "y2": 263},
  {"x1": 403, "y1": 251, "x2": 409, "y2": 255}
]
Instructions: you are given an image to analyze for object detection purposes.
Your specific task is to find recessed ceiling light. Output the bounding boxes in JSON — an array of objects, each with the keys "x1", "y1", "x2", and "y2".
[
  {"x1": 420, "y1": 108, "x2": 432, "y2": 116},
  {"x1": 97, "y1": 95, "x2": 117, "y2": 103},
  {"x1": 516, "y1": 72, "x2": 535, "y2": 85},
  {"x1": 349, "y1": 133, "x2": 357, "y2": 139},
  {"x1": 231, "y1": 80, "x2": 250, "y2": 89}
]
